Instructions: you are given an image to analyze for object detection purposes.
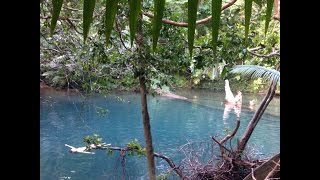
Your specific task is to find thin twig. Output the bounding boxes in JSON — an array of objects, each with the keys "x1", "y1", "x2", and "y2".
[
  {"x1": 63, "y1": 6, "x2": 83, "y2": 11},
  {"x1": 212, "y1": 137, "x2": 232, "y2": 154},
  {"x1": 115, "y1": 19, "x2": 129, "y2": 50},
  {"x1": 41, "y1": 47, "x2": 60, "y2": 53},
  {"x1": 251, "y1": 168, "x2": 257, "y2": 180},
  {"x1": 248, "y1": 50, "x2": 280, "y2": 58},
  {"x1": 220, "y1": 119, "x2": 240, "y2": 144}
]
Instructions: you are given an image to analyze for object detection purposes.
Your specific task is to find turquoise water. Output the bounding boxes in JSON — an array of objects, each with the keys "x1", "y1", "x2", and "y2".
[{"x1": 40, "y1": 90, "x2": 280, "y2": 180}]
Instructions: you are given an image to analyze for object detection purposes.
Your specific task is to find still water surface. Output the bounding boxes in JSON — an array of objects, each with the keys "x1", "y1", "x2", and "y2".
[{"x1": 40, "y1": 89, "x2": 279, "y2": 180}]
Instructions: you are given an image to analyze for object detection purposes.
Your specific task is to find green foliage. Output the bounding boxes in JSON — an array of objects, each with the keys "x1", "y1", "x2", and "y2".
[
  {"x1": 230, "y1": 65, "x2": 280, "y2": 84},
  {"x1": 50, "y1": 0, "x2": 64, "y2": 36},
  {"x1": 152, "y1": 0, "x2": 166, "y2": 52},
  {"x1": 42, "y1": 0, "x2": 279, "y2": 93},
  {"x1": 83, "y1": 134, "x2": 103, "y2": 146},
  {"x1": 129, "y1": 0, "x2": 142, "y2": 46},
  {"x1": 126, "y1": 139, "x2": 146, "y2": 156},
  {"x1": 250, "y1": 78, "x2": 265, "y2": 93},
  {"x1": 265, "y1": 0, "x2": 274, "y2": 35},
  {"x1": 83, "y1": 0, "x2": 96, "y2": 42},
  {"x1": 105, "y1": 0, "x2": 119, "y2": 46},
  {"x1": 188, "y1": 0, "x2": 199, "y2": 57},
  {"x1": 211, "y1": 0, "x2": 222, "y2": 56},
  {"x1": 244, "y1": 0, "x2": 253, "y2": 45},
  {"x1": 253, "y1": 0, "x2": 262, "y2": 7}
]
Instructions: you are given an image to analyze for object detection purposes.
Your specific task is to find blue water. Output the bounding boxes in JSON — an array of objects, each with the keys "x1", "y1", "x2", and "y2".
[{"x1": 40, "y1": 90, "x2": 280, "y2": 180}]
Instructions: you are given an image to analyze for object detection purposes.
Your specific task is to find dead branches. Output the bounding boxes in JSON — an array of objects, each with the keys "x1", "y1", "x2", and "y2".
[
  {"x1": 212, "y1": 119, "x2": 240, "y2": 157},
  {"x1": 154, "y1": 152, "x2": 185, "y2": 179}
]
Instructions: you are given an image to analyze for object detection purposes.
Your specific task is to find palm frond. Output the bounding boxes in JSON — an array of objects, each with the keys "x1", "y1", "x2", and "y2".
[{"x1": 230, "y1": 65, "x2": 280, "y2": 84}]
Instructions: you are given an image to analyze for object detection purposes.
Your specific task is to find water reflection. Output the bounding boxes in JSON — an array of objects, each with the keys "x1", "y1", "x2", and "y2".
[{"x1": 223, "y1": 103, "x2": 242, "y2": 123}]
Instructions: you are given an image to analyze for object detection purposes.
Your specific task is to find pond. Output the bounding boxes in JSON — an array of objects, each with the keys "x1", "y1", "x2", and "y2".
[{"x1": 40, "y1": 89, "x2": 280, "y2": 180}]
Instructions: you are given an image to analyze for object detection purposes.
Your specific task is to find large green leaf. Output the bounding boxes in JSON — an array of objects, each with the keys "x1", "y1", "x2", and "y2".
[
  {"x1": 105, "y1": 0, "x2": 119, "y2": 46},
  {"x1": 50, "y1": 0, "x2": 64, "y2": 36},
  {"x1": 129, "y1": 0, "x2": 142, "y2": 47},
  {"x1": 188, "y1": 0, "x2": 198, "y2": 57},
  {"x1": 265, "y1": 0, "x2": 274, "y2": 35},
  {"x1": 83, "y1": 0, "x2": 96, "y2": 42},
  {"x1": 152, "y1": 0, "x2": 166, "y2": 52},
  {"x1": 244, "y1": 0, "x2": 253, "y2": 46},
  {"x1": 230, "y1": 65, "x2": 280, "y2": 84},
  {"x1": 211, "y1": 0, "x2": 222, "y2": 56}
]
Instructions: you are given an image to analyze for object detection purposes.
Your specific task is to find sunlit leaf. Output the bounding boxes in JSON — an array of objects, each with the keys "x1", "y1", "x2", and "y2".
[
  {"x1": 152, "y1": 0, "x2": 166, "y2": 52},
  {"x1": 211, "y1": 0, "x2": 222, "y2": 56},
  {"x1": 265, "y1": 0, "x2": 274, "y2": 35},
  {"x1": 230, "y1": 65, "x2": 280, "y2": 84},
  {"x1": 50, "y1": 0, "x2": 64, "y2": 36},
  {"x1": 105, "y1": 0, "x2": 119, "y2": 46},
  {"x1": 83, "y1": 0, "x2": 96, "y2": 42},
  {"x1": 188, "y1": 0, "x2": 199, "y2": 57},
  {"x1": 129, "y1": 0, "x2": 142, "y2": 47},
  {"x1": 244, "y1": 0, "x2": 253, "y2": 46}
]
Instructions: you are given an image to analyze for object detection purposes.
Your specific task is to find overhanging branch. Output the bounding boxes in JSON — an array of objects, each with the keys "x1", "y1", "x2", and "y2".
[
  {"x1": 69, "y1": 144, "x2": 185, "y2": 179},
  {"x1": 248, "y1": 49, "x2": 280, "y2": 58},
  {"x1": 143, "y1": 0, "x2": 238, "y2": 27}
]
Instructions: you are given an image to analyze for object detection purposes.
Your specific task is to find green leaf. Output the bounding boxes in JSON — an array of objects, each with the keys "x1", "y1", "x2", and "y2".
[
  {"x1": 265, "y1": 0, "x2": 274, "y2": 35},
  {"x1": 188, "y1": 0, "x2": 199, "y2": 57},
  {"x1": 50, "y1": 0, "x2": 64, "y2": 36},
  {"x1": 152, "y1": 0, "x2": 166, "y2": 52},
  {"x1": 83, "y1": 0, "x2": 96, "y2": 42},
  {"x1": 230, "y1": 65, "x2": 280, "y2": 84},
  {"x1": 211, "y1": 0, "x2": 222, "y2": 56},
  {"x1": 129, "y1": 0, "x2": 142, "y2": 47},
  {"x1": 253, "y1": 0, "x2": 262, "y2": 8},
  {"x1": 244, "y1": 0, "x2": 253, "y2": 46},
  {"x1": 105, "y1": 0, "x2": 119, "y2": 46}
]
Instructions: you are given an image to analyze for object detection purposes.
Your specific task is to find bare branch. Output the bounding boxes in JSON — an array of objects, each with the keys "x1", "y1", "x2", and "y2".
[
  {"x1": 40, "y1": 16, "x2": 81, "y2": 21},
  {"x1": 248, "y1": 46, "x2": 265, "y2": 52},
  {"x1": 115, "y1": 19, "x2": 129, "y2": 50},
  {"x1": 154, "y1": 152, "x2": 185, "y2": 179},
  {"x1": 220, "y1": 119, "x2": 240, "y2": 144},
  {"x1": 40, "y1": 47, "x2": 60, "y2": 53},
  {"x1": 143, "y1": 0, "x2": 238, "y2": 27},
  {"x1": 212, "y1": 136, "x2": 232, "y2": 154},
  {"x1": 251, "y1": 168, "x2": 257, "y2": 180},
  {"x1": 63, "y1": 6, "x2": 83, "y2": 12},
  {"x1": 248, "y1": 49, "x2": 280, "y2": 58},
  {"x1": 65, "y1": 18, "x2": 83, "y2": 35},
  {"x1": 212, "y1": 118, "x2": 240, "y2": 157},
  {"x1": 81, "y1": 145, "x2": 186, "y2": 179}
]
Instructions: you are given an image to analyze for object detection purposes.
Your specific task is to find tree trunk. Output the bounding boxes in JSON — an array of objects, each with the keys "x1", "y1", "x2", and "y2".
[
  {"x1": 139, "y1": 76, "x2": 156, "y2": 180},
  {"x1": 236, "y1": 81, "x2": 277, "y2": 158},
  {"x1": 135, "y1": 1, "x2": 156, "y2": 178}
]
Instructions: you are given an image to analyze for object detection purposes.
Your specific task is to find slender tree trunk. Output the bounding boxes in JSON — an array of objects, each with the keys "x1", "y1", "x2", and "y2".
[
  {"x1": 135, "y1": 1, "x2": 156, "y2": 178},
  {"x1": 139, "y1": 76, "x2": 156, "y2": 180},
  {"x1": 236, "y1": 81, "x2": 277, "y2": 158}
]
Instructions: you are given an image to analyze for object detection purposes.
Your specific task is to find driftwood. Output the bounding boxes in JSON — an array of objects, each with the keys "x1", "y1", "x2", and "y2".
[{"x1": 243, "y1": 153, "x2": 280, "y2": 180}]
